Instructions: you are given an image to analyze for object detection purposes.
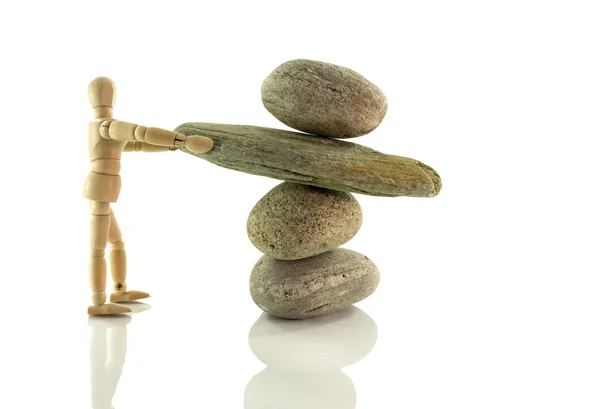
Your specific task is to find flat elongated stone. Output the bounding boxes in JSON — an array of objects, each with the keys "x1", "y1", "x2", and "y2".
[
  {"x1": 247, "y1": 182, "x2": 362, "y2": 260},
  {"x1": 176, "y1": 122, "x2": 441, "y2": 197},
  {"x1": 250, "y1": 248, "x2": 380, "y2": 319},
  {"x1": 262, "y1": 59, "x2": 388, "y2": 139}
]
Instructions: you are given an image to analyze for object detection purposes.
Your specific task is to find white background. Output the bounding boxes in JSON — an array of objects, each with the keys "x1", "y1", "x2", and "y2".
[{"x1": 0, "y1": 1, "x2": 599, "y2": 408}]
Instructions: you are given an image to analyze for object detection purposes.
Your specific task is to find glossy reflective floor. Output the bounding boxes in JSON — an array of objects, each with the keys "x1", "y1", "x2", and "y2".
[
  {"x1": 89, "y1": 304, "x2": 377, "y2": 409},
  {"x1": 89, "y1": 303, "x2": 151, "y2": 409},
  {"x1": 2, "y1": 236, "x2": 598, "y2": 409},
  {"x1": 1, "y1": 284, "x2": 598, "y2": 408}
]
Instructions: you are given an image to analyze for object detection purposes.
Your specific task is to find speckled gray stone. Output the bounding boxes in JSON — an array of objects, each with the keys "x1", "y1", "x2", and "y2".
[
  {"x1": 247, "y1": 182, "x2": 362, "y2": 260},
  {"x1": 176, "y1": 123, "x2": 442, "y2": 198},
  {"x1": 262, "y1": 59, "x2": 388, "y2": 139},
  {"x1": 250, "y1": 248, "x2": 380, "y2": 319}
]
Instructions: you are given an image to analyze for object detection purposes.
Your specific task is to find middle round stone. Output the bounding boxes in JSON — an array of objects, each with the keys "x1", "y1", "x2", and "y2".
[{"x1": 247, "y1": 182, "x2": 362, "y2": 260}]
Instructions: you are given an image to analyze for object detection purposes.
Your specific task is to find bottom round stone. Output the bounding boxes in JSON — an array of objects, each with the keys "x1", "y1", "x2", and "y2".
[{"x1": 250, "y1": 248, "x2": 380, "y2": 319}]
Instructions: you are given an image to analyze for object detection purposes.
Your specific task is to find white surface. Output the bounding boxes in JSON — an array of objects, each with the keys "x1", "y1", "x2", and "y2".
[{"x1": 1, "y1": 1, "x2": 599, "y2": 408}]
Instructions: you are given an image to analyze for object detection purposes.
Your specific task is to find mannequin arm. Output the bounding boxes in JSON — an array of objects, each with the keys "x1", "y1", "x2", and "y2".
[
  {"x1": 100, "y1": 120, "x2": 213, "y2": 154},
  {"x1": 123, "y1": 142, "x2": 175, "y2": 152}
]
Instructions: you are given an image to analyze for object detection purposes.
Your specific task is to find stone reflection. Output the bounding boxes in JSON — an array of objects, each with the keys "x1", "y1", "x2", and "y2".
[{"x1": 245, "y1": 306, "x2": 378, "y2": 409}]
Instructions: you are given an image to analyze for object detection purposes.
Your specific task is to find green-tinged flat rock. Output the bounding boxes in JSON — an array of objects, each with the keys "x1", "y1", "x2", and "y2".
[{"x1": 176, "y1": 122, "x2": 441, "y2": 197}]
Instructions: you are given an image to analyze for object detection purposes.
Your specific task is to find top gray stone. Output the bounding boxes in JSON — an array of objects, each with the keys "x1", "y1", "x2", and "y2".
[{"x1": 262, "y1": 59, "x2": 388, "y2": 139}]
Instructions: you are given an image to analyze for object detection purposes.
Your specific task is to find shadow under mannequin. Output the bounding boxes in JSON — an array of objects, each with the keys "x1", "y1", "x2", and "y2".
[
  {"x1": 89, "y1": 302, "x2": 151, "y2": 409},
  {"x1": 245, "y1": 306, "x2": 378, "y2": 409}
]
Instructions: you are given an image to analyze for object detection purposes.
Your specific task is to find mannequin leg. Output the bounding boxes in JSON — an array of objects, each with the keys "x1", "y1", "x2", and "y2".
[
  {"x1": 108, "y1": 209, "x2": 150, "y2": 303},
  {"x1": 89, "y1": 201, "x2": 110, "y2": 306},
  {"x1": 108, "y1": 209, "x2": 127, "y2": 295},
  {"x1": 88, "y1": 201, "x2": 131, "y2": 315}
]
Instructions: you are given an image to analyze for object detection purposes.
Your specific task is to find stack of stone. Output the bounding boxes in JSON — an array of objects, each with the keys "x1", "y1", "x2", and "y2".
[
  {"x1": 247, "y1": 60, "x2": 388, "y2": 319},
  {"x1": 247, "y1": 182, "x2": 379, "y2": 319},
  {"x1": 176, "y1": 59, "x2": 442, "y2": 320}
]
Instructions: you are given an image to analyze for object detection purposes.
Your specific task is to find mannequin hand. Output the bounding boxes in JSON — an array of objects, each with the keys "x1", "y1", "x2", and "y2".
[{"x1": 184, "y1": 135, "x2": 214, "y2": 154}]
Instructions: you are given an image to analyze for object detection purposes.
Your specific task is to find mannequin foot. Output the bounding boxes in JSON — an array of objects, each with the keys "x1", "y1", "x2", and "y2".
[
  {"x1": 110, "y1": 290, "x2": 151, "y2": 303},
  {"x1": 88, "y1": 303, "x2": 132, "y2": 315}
]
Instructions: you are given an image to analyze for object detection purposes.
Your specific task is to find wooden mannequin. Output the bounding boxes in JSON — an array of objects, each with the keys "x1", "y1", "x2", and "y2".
[{"x1": 85, "y1": 77, "x2": 213, "y2": 315}]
